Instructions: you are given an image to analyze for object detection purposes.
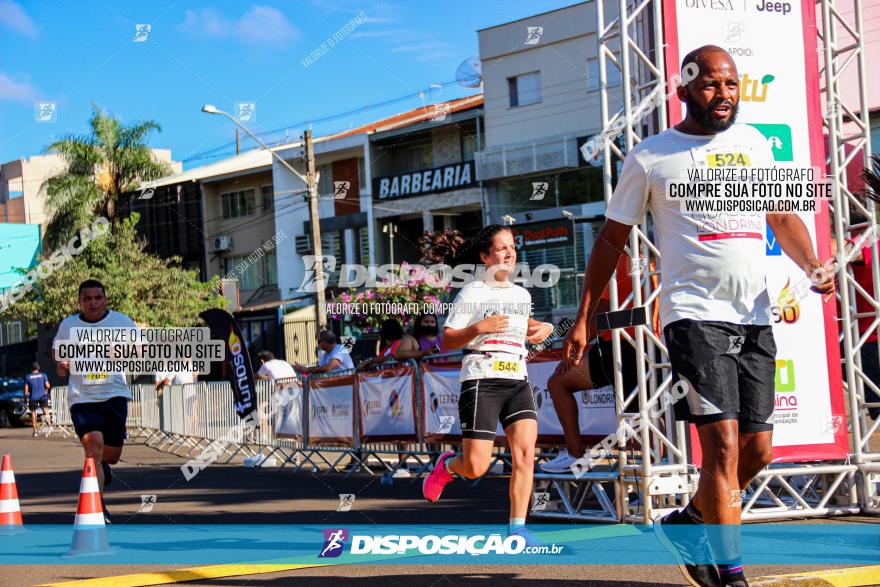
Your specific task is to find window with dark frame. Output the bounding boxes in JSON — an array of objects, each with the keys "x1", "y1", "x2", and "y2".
[
  {"x1": 261, "y1": 185, "x2": 274, "y2": 212},
  {"x1": 508, "y1": 71, "x2": 542, "y2": 107}
]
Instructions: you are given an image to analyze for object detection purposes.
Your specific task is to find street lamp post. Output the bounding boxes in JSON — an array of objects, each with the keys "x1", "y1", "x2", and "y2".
[
  {"x1": 383, "y1": 221, "x2": 398, "y2": 267},
  {"x1": 201, "y1": 105, "x2": 327, "y2": 330}
]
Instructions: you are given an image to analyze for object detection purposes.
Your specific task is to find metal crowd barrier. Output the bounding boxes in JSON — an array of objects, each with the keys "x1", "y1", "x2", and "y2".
[{"x1": 42, "y1": 347, "x2": 879, "y2": 523}]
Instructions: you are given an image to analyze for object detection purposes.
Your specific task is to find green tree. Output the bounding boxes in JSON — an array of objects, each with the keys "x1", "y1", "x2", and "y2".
[
  {"x1": 3, "y1": 214, "x2": 226, "y2": 326},
  {"x1": 43, "y1": 105, "x2": 171, "y2": 249}
]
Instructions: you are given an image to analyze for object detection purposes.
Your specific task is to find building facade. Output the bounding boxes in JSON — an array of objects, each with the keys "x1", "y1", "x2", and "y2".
[{"x1": 476, "y1": 1, "x2": 622, "y2": 321}]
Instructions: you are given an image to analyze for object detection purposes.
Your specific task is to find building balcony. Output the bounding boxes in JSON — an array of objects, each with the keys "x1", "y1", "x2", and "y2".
[{"x1": 475, "y1": 134, "x2": 581, "y2": 181}]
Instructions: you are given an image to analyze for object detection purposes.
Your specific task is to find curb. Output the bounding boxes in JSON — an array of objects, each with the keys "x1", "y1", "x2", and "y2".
[{"x1": 752, "y1": 565, "x2": 880, "y2": 587}]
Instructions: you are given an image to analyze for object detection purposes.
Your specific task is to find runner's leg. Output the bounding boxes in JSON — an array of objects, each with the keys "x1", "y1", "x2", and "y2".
[
  {"x1": 736, "y1": 430, "x2": 773, "y2": 491},
  {"x1": 547, "y1": 360, "x2": 591, "y2": 456},
  {"x1": 692, "y1": 419, "x2": 740, "y2": 525},
  {"x1": 505, "y1": 418, "x2": 537, "y2": 520},
  {"x1": 446, "y1": 438, "x2": 494, "y2": 479}
]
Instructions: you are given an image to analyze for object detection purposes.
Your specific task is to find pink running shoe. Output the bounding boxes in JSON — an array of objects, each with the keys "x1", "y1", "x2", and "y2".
[{"x1": 422, "y1": 450, "x2": 455, "y2": 502}]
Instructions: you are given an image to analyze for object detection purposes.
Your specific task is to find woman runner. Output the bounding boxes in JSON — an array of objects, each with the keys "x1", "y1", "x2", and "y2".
[{"x1": 419, "y1": 225, "x2": 553, "y2": 542}]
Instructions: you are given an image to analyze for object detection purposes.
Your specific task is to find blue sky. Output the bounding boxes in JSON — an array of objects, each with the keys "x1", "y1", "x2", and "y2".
[{"x1": 0, "y1": 0, "x2": 576, "y2": 169}]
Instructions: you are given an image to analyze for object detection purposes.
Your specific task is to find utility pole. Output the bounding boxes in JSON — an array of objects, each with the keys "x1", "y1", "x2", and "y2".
[
  {"x1": 200, "y1": 105, "x2": 328, "y2": 332},
  {"x1": 235, "y1": 129, "x2": 240, "y2": 155},
  {"x1": 304, "y1": 130, "x2": 327, "y2": 330}
]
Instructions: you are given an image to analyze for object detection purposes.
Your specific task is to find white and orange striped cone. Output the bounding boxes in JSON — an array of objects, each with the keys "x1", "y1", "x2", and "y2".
[
  {"x1": 65, "y1": 458, "x2": 113, "y2": 557},
  {"x1": 0, "y1": 454, "x2": 24, "y2": 535}
]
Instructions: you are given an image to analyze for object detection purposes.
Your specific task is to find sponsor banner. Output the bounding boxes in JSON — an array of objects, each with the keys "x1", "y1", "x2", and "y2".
[
  {"x1": 309, "y1": 374, "x2": 356, "y2": 446},
  {"x1": 421, "y1": 353, "x2": 618, "y2": 442},
  {"x1": 665, "y1": 0, "x2": 847, "y2": 461},
  {"x1": 357, "y1": 365, "x2": 418, "y2": 441},
  {"x1": 0, "y1": 524, "x2": 875, "y2": 565},
  {"x1": 274, "y1": 377, "x2": 304, "y2": 439},
  {"x1": 420, "y1": 362, "x2": 465, "y2": 439},
  {"x1": 526, "y1": 354, "x2": 618, "y2": 442},
  {"x1": 199, "y1": 309, "x2": 257, "y2": 420},
  {"x1": 509, "y1": 220, "x2": 574, "y2": 251}
]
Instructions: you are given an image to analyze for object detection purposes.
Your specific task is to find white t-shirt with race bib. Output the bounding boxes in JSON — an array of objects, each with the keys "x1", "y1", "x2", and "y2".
[
  {"x1": 444, "y1": 280, "x2": 533, "y2": 382},
  {"x1": 55, "y1": 310, "x2": 135, "y2": 406},
  {"x1": 605, "y1": 124, "x2": 775, "y2": 328}
]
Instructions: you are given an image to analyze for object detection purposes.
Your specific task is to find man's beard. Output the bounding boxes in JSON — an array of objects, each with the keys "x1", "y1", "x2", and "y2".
[{"x1": 686, "y1": 95, "x2": 739, "y2": 132}]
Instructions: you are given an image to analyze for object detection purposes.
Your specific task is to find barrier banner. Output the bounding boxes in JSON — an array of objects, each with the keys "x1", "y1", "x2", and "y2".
[
  {"x1": 308, "y1": 373, "x2": 355, "y2": 446},
  {"x1": 527, "y1": 351, "x2": 618, "y2": 444},
  {"x1": 421, "y1": 362, "x2": 464, "y2": 440},
  {"x1": 274, "y1": 377, "x2": 304, "y2": 440},
  {"x1": 664, "y1": 0, "x2": 848, "y2": 462},
  {"x1": 357, "y1": 364, "x2": 418, "y2": 442}
]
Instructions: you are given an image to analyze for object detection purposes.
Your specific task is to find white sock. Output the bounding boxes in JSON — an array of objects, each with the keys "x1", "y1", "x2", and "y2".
[{"x1": 509, "y1": 517, "x2": 526, "y2": 533}]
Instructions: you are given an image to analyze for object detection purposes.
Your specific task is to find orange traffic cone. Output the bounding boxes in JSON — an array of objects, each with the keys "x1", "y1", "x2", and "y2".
[
  {"x1": 65, "y1": 458, "x2": 113, "y2": 557},
  {"x1": 0, "y1": 454, "x2": 24, "y2": 535}
]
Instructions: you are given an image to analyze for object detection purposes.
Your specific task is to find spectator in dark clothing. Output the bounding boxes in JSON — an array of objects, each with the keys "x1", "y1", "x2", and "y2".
[{"x1": 24, "y1": 362, "x2": 52, "y2": 436}]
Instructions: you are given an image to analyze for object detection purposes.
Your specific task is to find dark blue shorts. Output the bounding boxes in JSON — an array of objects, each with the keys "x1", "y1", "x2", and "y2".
[
  {"x1": 70, "y1": 396, "x2": 128, "y2": 446},
  {"x1": 28, "y1": 396, "x2": 49, "y2": 411}
]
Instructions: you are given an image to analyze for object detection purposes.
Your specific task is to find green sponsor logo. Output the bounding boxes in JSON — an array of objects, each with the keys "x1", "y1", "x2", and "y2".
[{"x1": 750, "y1": 123, "x2": 793, "y2": 161}]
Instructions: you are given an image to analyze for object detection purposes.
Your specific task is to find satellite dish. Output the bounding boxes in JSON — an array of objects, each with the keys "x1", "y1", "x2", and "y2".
[{"x1": 455, "y1": 56, "x2": 482, "y2": 88}]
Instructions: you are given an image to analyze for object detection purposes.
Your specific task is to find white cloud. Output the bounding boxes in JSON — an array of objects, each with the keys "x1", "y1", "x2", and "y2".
[
  {"x1": 179, "y1": 5, "x2": 299, "y2": 48},
  {"x1": 391, "y1": 42, "x2": 448, "y2": 54},
  {"x1": 0, "y1": 71, "x2": 38, "y2": 103},
  {"x1": 0, "y1": 1, "x2": 37, "y2": 37},
  {"x1": 350, "y1": 29, "x2": 404, "y2": 40}
]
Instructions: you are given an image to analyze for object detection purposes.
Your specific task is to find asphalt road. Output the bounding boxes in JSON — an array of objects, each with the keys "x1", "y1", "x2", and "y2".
[{"x1": 1, "y1": 427, "x2": 877, "y2": 587}]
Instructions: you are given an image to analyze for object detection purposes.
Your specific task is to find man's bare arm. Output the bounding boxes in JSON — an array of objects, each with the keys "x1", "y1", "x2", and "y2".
[
  {"x1": 767, "y1": 213, "x2": 833, "y2": 293},
  {"x1": 563, "y1": 219, "x2": 633, "y2": 366}
]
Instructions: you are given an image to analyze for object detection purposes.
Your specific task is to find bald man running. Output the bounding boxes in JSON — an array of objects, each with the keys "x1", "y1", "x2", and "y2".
[{"x1": 563, "y1": 46, "x2": 833, "y2": 587}]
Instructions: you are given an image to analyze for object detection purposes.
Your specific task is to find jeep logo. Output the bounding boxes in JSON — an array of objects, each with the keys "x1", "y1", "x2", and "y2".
[{"x1": 756, "y1": 0, "x2": 791, "y2": 15}]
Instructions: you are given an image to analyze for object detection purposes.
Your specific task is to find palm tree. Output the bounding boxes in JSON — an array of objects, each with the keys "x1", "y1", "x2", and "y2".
[{"x1": 42, "y1": 105, "x2": 171, "y2": 249}]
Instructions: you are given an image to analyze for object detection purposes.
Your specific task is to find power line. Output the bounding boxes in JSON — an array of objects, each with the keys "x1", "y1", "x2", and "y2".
[{"x1": 183, "y1": 79, "x2": 467, "y2": 164}]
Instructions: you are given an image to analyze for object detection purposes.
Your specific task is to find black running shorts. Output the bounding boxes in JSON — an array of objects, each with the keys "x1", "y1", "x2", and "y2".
[
  {"x1": 588, "y1": 338, "x2": 639, "y2": 393},
  {"x1": 458, "y1": 378, "x2": 537, "y2": 440},
  {"x1": 664, "y1": 319, "x2": 776, "y2": 432},
  {"x1": 70, "y1": 396, "x2": 129, "y2": 446}
]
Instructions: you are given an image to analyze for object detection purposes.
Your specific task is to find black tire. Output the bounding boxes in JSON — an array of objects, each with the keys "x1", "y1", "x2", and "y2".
[{"x1": 0, "y1": 409, "x2": 10, "y2": 428}]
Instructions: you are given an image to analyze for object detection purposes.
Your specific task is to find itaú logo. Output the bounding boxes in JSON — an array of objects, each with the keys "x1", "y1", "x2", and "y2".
[{"x1": 350, "y1": 534, "x2": 526, "y2": 555}]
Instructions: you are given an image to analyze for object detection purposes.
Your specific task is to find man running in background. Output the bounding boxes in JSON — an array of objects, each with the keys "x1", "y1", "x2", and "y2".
[
  {"x1": 24, "y1": 362, "x2": 52, "y2": 436},
  {"x1": 563, "y1": 46, "x2": 833, "y2": 587},
  {"x1": 54, "y1": 279, "x2": 137, "y2": 524}
]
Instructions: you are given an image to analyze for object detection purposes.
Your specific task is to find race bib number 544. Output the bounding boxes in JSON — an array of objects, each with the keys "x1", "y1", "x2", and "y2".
[{"x1": 492, "y1": 360, "x2": 520, "y2": 374}]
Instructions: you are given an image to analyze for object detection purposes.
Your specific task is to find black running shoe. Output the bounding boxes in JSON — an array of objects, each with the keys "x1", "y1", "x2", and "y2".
[
  {"x1": 100, "y1": 495, "x2": 111, "y2": 525},
  {"x1": 101, "y1": 462, "x2": 112, "y2": 488},
  {"x1": 721, "y1": 575, "x2": 749, "y2": 587},
  {"x1": 654, "y1": 509, "x2": 721, "y2": 587}
]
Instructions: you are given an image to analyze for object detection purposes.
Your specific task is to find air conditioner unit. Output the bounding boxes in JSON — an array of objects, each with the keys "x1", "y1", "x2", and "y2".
[{"x1": 212, "y1": 236, "x2": 232, "y2": 252}]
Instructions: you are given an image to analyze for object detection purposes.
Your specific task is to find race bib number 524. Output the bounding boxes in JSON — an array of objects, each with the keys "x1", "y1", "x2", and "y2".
[{"x1": 707, "y1": 152, "x2": 751, "y2": 167}]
